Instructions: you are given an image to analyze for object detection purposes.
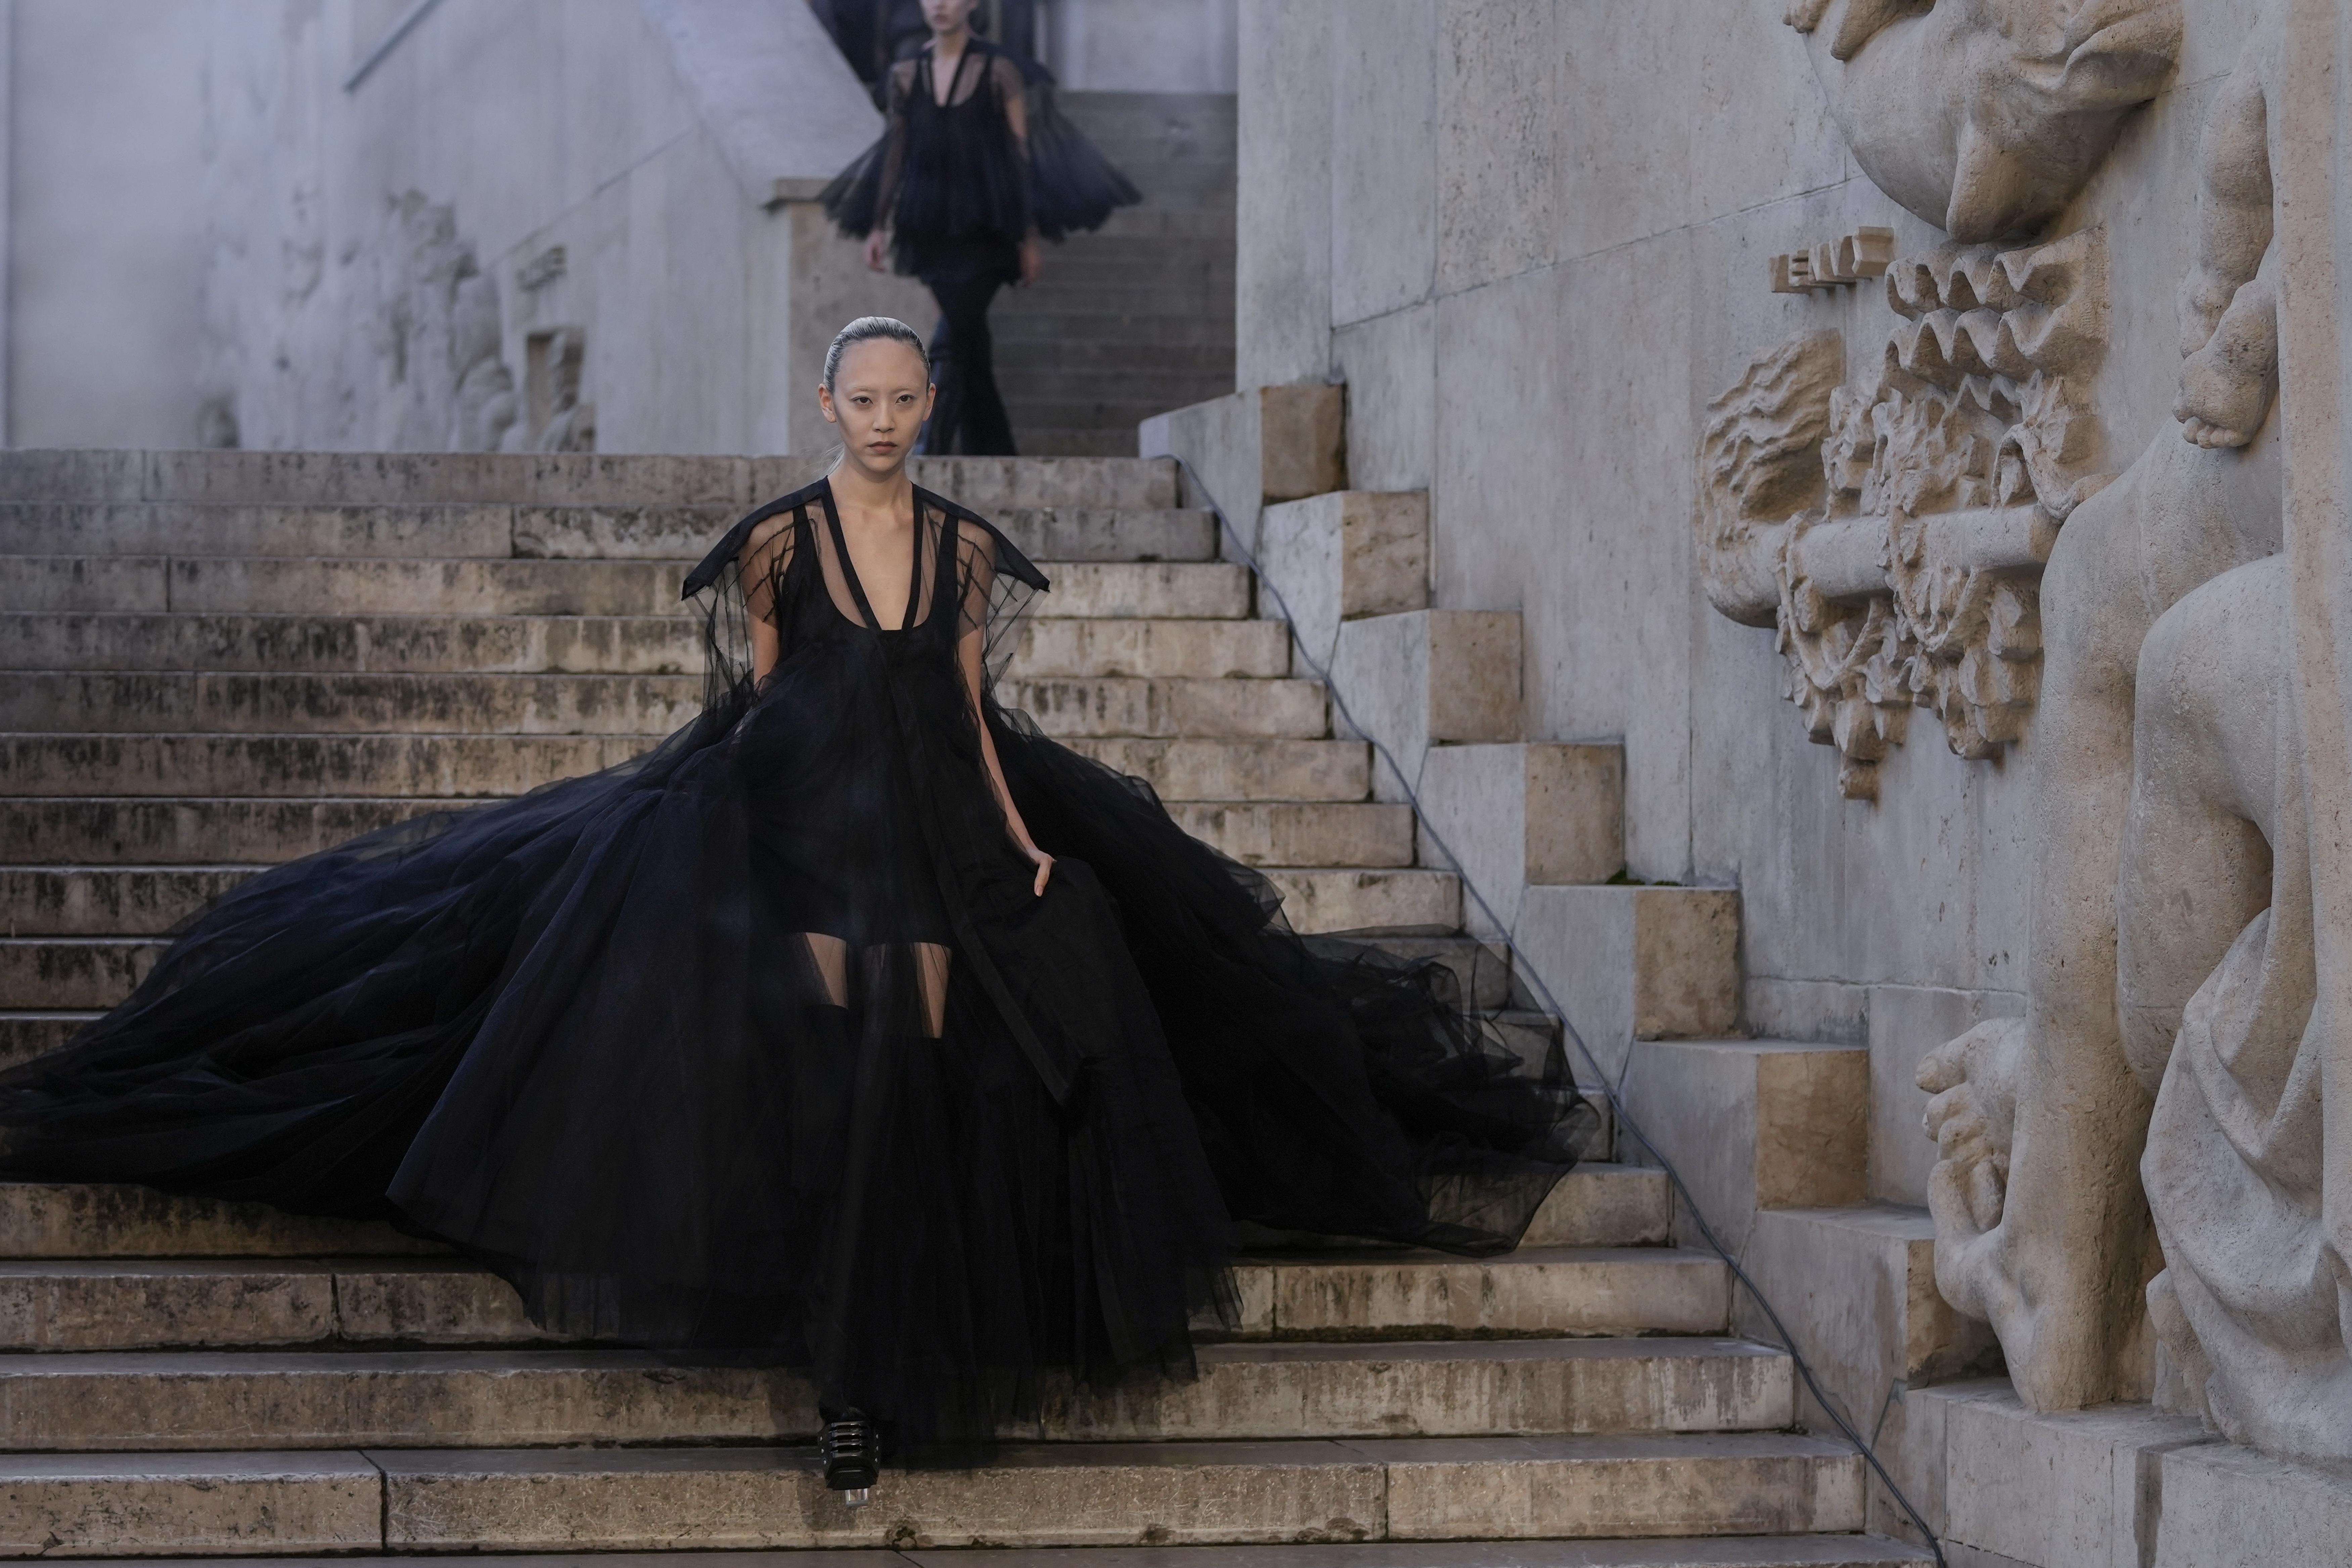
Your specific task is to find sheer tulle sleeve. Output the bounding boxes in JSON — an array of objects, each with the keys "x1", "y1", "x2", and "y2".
[
  {"x1": 685, "y1": 502, "x2": 798, "y2": 714},
  {"x1": 948, "y1": 509, "x2": 1047, "y2": 690},
  {"x1": 1017, "y1": 59, "x2": 1141, "y2": 240},
  {"x1": 819, "y1": 61, "x2": 915, "y2": 239}
]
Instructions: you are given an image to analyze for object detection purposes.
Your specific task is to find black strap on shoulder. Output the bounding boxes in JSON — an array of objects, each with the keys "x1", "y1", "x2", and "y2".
[{"x1": 911, "y1": 484, "x2": 1051, "y2": 593}]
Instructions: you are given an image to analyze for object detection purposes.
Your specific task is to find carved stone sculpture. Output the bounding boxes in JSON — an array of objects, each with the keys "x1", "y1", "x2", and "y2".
[
  {"x1": 1918, "y1": 0, "x2": 2352, "y2": 1461},
  {"x1": 1782, "y1": 0, "x2": 2181, "y2": 242},
  {"x1": 364, "y1": 191, "x2": 519, "y2": 453},
  {"x1": 1697, "y1": 230, "x2": 2110, "y2": 798}
]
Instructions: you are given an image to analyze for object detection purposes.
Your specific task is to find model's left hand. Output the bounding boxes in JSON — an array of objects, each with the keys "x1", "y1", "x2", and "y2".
[
  {"x1": 1019, "y1": 238, "x2": 1043, "y2": 286},
  {"x1": 1018, "y1": 840, "x2": 1054, "y2": 896}
]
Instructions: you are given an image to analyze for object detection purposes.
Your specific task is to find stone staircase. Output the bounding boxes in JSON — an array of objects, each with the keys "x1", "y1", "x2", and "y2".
[
  {"x1": 0, "y1": 448, "x2": 1922, "y2": 1564},
  {"x1": 994, "y1": 92, "x2": 1236, "y2": 457}
]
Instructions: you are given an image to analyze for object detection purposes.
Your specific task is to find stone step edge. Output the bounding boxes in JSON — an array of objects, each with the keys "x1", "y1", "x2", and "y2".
[
  {"x1": 0, "y1": 1432, "x2": 1869, "y2": 1553},
  {"x1": 11, "y1": 1542, "x2": 1935, "y2": 1568}
]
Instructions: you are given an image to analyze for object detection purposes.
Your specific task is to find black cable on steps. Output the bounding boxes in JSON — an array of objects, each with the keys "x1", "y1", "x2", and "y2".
[{"x1": 1165, "y1": 451, "x2": 1950, "y2": 1568}]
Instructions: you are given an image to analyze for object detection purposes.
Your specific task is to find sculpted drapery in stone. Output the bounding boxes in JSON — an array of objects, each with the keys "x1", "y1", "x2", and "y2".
[{"x1": 1920, "y1": 0, "x2": 2352, "y2": 1461}]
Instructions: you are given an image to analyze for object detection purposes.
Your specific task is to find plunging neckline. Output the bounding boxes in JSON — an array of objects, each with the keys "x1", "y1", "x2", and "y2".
[
  {"x1": 923, "y1": 45, "x2": 976, "y2": 109},
  {"x1": 817, "y1": 481, "x2": 924, "y2": 634}
]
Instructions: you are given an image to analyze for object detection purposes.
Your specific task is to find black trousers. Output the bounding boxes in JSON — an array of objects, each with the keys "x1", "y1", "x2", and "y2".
[{"x1": 920, "y1": 271, "x2": 1017, "y2": 457}]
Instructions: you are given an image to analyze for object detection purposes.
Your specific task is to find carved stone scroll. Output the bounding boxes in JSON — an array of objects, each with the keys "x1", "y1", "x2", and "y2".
[{"x1": 1699, "y1": 229, "x2": 2112, "y2": 798}]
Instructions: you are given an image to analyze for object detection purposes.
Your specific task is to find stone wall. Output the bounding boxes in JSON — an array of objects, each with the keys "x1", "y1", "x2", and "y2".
[
  {"x1": 191, "y1": 0, "x2": 931, "y2": 458},
  {"x1": 1232, "y1": 0, "x2": 2267, "y2": 1209}
]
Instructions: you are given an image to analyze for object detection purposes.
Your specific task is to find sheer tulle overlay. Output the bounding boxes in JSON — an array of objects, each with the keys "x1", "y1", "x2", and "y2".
[{"x1": 0, "y1": 480, "x2": 1593, "y2": 1444}]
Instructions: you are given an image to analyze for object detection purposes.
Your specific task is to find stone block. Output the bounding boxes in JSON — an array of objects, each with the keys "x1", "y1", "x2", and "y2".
[
  {"x1": 0, "y1": 937, "x2": 159, "y2": 1010},
  {"x1": 1613, "y1": 1039, "x2": 1867, "y2": 1254},
  {"x1": 1521, "y1": 1163, "x2": 1674, "y2": 1248},
  {"x1": 1167, "y1": 803, "x2": 1415, "y2": 869},
  {"x1": 1006, "y1": 676, "x2": 1326, "y2": 740},
  {"x1": 0, "y1": 671, "x2": 699, "y2": 738},
  {"x1": 1374, "y1": 1432, "x2": 1866, "y2": 1540},
  {"x1": 0, "y1": 1450, "x2": 383, "y2": 1556},
  {"x1": 1331, "y1": 303, "x2": 1438, "y2": 495},
  {"x1": 0, "y1": 1182, "x2": 447, "y2": 1259},
  {"x1": 0, "y1": 1011, "x2": 89, "y2": 1070},
  {"x1": 1062, "y1": 738, "x2": 1370, "y2": 803},
  {"x1": 1329, "y1": 612, "x2": 1524, "y2": 802},
  {"x1": 0, "y1": 734, "x2": 649, "y2": 800},
  {"x1": 1262, "y1": 868, "x2": 1459, "y2": 934},
  {"x1": 900, "y1": 456, "x2": 1181, "y2": 511},
  {"x1": 1141, "y1": 384, "x2": 1348, "y2": 558},
  {"x1": 1514, "y1": 887, "x2": 1742, "y2": 1081},
  {"x1": 1257, "y1": 490, "x2": 1430, "y2": 670},
  {"x1": 2153, "y1": 1441, "x2": 2352, "y2": 1568},
  {"x1": 0, "y1": 556, "x2": 168, "y2": 613},
  {"x1": 1030, "y1": 562, "x2": 1253, "y2": 620},
  {"x1": 1738, "y1": 1208, "x2": 2002, "y2": 1536},
  {"x1": 990, "y1": 506, "x2": 1221, "y2": 564},
  {"x1": 1242, "y1": 1247, "x2": 1728, "y2": 1341},
  {"x1": 379, "y1": 1441, "x2": 1387, "y2": 1551},
  {"x1": 1417, "y1": 743, "x2": 1625, "y2": 935},
  {"x1": 1916, "y1": 1382, "x2": 2211, "y2": 1568},
  {"x1": 1329, "y1": 4, "x2": 1438, "y2": 326},
  {"x1": 0, "y1": 1261, "x2": 334, "y2": 1350},
  {"x1": 1050, "y1": 1337, "x2": 1791, "y2": 1441},
  {"x1": 0, "y1": 867, "x2": 254, "y2": 937},
  {"x1": 0, "y1": 798, "x2": 453, "y2": 867},
  {"x1": 991, "y1": 619, "x2": 1294, "y2": 681},
  {"x1": 157, "y1": 556, "x2": 690, "y2": 618},
  {"x1": 0, "y1": 500, "x2": 516, "y2": 558},
  {"x1": 331, "y1": 1263, "x2": 548, "y2": 1344},
  {"x1": 0, "y1": 612, "x2": 700, "y2": 677}
]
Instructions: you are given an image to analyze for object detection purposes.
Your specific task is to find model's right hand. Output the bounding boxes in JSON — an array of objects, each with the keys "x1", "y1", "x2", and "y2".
[
  {"x1": 1017, "y1": 841, "x2": 1054, "y2": 897},
  {"x1": 863, "y1": 231, "x2": 889, "y2": 272}
]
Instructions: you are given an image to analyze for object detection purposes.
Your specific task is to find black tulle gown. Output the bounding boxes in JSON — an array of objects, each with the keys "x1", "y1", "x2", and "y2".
[
  {"x1": 822, "y1": 40, "x2": 1139, "y2": 457},
  {"x1": 0, "y1": 479, "x2": 1592, "y2": 1445}
]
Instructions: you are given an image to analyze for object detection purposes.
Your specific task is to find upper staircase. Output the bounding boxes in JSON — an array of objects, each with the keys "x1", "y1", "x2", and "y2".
[{"x1": 0, "y1": 448, "x2": 1921, "y2": 1565}]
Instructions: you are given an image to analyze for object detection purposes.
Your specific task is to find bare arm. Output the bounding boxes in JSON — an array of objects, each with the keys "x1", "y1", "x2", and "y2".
[
  {"x1": 864, "y1": 62, "x2": 917, "y2": 270},
  {"x1": 956, "y1": 518, "x2": 1051, "y2": 894}
]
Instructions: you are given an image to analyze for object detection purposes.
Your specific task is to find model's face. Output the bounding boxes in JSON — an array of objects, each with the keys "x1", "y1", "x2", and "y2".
[
  {"x1": 923, "y1": 0, "x2": 979, "y2": 36},
  {"x1": 819, "y1": 339, "x2": 933, "y2": 474}
]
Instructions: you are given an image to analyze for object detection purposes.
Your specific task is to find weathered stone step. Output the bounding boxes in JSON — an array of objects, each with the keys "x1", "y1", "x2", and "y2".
[
  {"x1": 0, "y1": 502, "x2": 518, "y2": 559},
  {"x1": 913, "y1": 1545, "x2": 1930, "y2": 1568},
  {"x1": 1030, "y1": 562, "x2": 1252, "y2": 619},
  {"x1": 0, "y1": 1543, "x2": 1941, "y2": 1568},
  {"x1": 1169, "y1": 803, "x2": 1414, "y2": 869},
  {"x1": 0, "y1": 733, "x2": 652, "y2": 798},
  {"x1": 2, "y1": 672, "x2": 697, "y2": 736},
  {"x1": 1063, "y1": 738, "x2": 1370, "y2": 802},
  {"x1": 1006, "y1": 677, "x2": 1326, "y2": 740},
  {"x1": 0, "y1": 555, "x2": 694, "y2": 617},
  {"x1": 0, "y1": 1184, "x2": 449, "y2": 1261},
  {"x1": 0, "y1": 1338, "x2": 1790, "y2": 1451},
  {"x1": 0, "y1": 937, "x2": 156, "y2": 1010},
  {"x1": 0, "y1": 613, "x2": 702, "y2": 673},
  {"x1": 0, "y1": 500, "x2": 1214, "y2": 566},
  {"x1": 1005, "y1": 618, "x2": 1291, "y2": 680},
  {"x1": 0, "y1": 799, "x2": 457, "y2": 865},
  {"x1": 396, "y1": 1434, "x2": 1871, "y2": 1553},
  {"x1": 0, "y1": 1171, "x2": 1667, "y2": 1264},
  {"x1": 1261, "y1": 869, "x2": 1460, "y2": 934},
  {"x1": 0, "y1": 1010, "x2": 92, "y2": 1067},
  {"x1": 0, "y1": 1247, "x2": 1725, "y2": 1352},
  {"x1": 0, "y1": 1433, "x2": 1870, "y2": 1556},
  {"x1": 0, "y1": 451, "x2": 1178, "y2": 511},
  {"x1": 0, "y1": 867, "x2": 254, "y2": 936},
  {"x1": 1524, "y1": 1165, "x2": 1671, "y2": 1248}
]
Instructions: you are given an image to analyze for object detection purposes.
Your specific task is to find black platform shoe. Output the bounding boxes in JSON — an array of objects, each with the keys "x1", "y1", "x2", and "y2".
[{"x1": 819, "y1": 1408, "x2": 881, "y2": 1507}]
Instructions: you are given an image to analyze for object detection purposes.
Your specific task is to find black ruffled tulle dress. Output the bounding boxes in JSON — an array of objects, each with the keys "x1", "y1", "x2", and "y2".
[
  {"x1": 821, "y1": 40, "x2": 1140, "y2": 282},
  {"x1": 0, "y1": 479, "x2": 1592, "y2": 1445}
]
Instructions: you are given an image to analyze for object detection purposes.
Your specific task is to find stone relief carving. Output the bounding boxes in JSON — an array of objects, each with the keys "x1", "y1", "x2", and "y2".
[
  {"x1": 1782, "y1": 0, "x2": 2182, "y2": 242},
  {"x1": 363, "y1": 191, "x2": 519, "y2": 453},
  {"x1": 1698, "y1": 229, "x2": 2111, "y2": 799},
  {"x1": 1918, "y1": 0, "x2": 2352, "y2": 1462},
  {"x1": 1768, "y1": 225, "x2": 1894, "y2": 293}
]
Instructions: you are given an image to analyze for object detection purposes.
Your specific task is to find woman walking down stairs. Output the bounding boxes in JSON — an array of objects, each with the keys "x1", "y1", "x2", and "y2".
[{"x1": 0, "y1": 447, "x2": 1918, "y2": 1563}]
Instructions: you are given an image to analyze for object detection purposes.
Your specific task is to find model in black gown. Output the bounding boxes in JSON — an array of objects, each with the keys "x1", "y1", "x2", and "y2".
[
  {"x1": 0, "y1": 320, "x2": 1592, "y2": 1461},
  {"x1": 822, "y1": 3, "x2": 1138, "y2": 457}
]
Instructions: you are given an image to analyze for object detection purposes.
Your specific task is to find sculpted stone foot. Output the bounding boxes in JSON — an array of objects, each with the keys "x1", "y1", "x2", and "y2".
[{"x1": 2176, "y1": 265, "x2": 2277, "y2": 449}]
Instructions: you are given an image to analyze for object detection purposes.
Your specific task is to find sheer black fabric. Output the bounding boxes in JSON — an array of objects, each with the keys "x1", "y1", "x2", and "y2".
[
  {"x1": 0, "y1": 478, "x2": 1593, "y2": 1446},
  {"x1": 821, "y1": 40, "x2": 1141, "y2": 275}
]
